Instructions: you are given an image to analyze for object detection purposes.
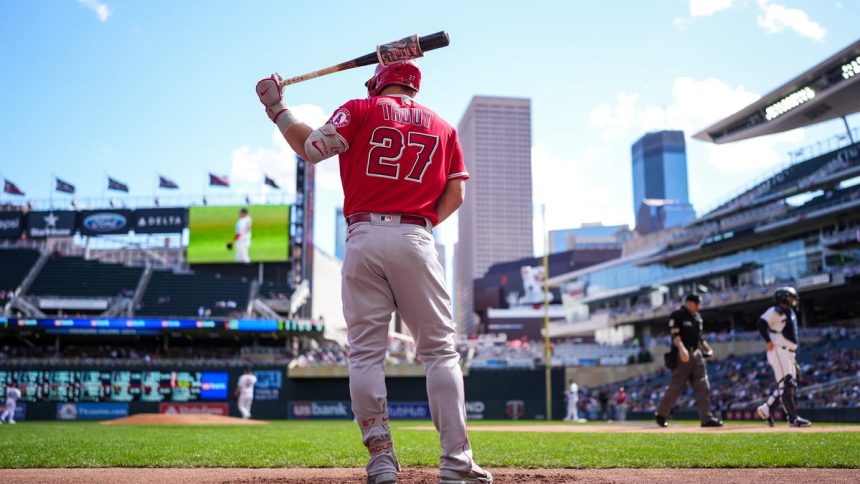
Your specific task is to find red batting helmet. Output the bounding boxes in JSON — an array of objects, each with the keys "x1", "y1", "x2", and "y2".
[{"x1": 365, "y1": 60, "x2": 421, "y2": 97}]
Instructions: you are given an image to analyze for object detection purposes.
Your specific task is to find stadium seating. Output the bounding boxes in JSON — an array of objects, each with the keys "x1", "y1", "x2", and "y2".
[
  {"x1": 0, "y1": 248, "x2": 39, "y2": 293},
  {"x1": 28, "y1": 256, "x2": 143, "y2": 298},
  {"x1": 587, "y1": 329, "x2": 860, "y2": 414},
  {"x1": 258, "y1": 281, "x2": 296, "y2": 300},
  {"x1": 137, "y1": 270, "x2": 251, "y2": 317}
]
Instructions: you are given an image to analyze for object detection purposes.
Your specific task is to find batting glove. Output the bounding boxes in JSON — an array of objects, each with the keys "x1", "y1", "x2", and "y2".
[{"x1": 256, "y1": 74, "x2": 288, "y2": 123}]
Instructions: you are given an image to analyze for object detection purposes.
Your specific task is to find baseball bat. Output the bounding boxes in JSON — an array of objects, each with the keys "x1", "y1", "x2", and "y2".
[{"x1": 278, "y1": 32, "x2": 450, "y2": 87}]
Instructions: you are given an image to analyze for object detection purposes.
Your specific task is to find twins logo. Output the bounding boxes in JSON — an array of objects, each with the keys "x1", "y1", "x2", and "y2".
[{"x1": 505, "y1": 400, "x2": 525, "y2": 420}]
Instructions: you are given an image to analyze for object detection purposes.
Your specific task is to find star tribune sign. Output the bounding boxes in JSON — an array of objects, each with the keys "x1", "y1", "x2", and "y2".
[{"x1": 27, "y1": 211, "x2": 75, "y2": 238}]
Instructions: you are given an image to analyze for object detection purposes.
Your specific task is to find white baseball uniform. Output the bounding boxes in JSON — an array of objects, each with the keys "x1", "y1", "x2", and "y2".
[
  {"x1": 234, "y1": 216, "x2": 252, "y2": 263},
  {"x1": 236, "y1": 373, "x2": 256, "y2": 419},
  {"x1": 1, "y1": 387, "x2": 21, "y2": 423},
  {"x1": 565, "y1": 382, "x2": 579, "y2": 421},
  {"x1": 759, "y1": 304, "x2": 801, "y2": 418}
]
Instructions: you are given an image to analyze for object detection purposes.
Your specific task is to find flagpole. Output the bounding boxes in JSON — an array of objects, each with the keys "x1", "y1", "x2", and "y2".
[
  {"x1": 50, "y1": 173, "x2": 54, "y2": 210},
  {"x1": 101, "y1": 172, "x2": 107, "y2": 208}
]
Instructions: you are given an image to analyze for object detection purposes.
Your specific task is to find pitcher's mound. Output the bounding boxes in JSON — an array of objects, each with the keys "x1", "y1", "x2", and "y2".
[{"x1": 102, "y1": 414, "x2": 267, "y2": 426}]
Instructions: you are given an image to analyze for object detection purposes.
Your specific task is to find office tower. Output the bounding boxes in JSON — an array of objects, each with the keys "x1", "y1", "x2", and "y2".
[
  {"x1": 454, "y1": 96, "x2": 533, "y2": 334},
  {"x1": 631, "y1": 130, "x2": 695, "y2": 231}
]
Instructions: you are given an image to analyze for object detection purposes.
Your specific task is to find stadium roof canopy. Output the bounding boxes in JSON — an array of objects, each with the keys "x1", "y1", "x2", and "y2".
[{"x1": 694, "y1": 39, "x2": 860, "y2": 144}]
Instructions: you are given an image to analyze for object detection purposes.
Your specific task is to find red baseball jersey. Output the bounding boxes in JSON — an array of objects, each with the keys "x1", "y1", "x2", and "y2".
[{"x1": 325, "y1": 95, "x2": 469, "y2": 226}]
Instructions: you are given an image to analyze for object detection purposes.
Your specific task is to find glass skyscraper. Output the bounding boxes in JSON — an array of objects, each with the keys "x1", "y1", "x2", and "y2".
[{"x1": 631, "y1": 130, "x2": 695, "y2": 232}]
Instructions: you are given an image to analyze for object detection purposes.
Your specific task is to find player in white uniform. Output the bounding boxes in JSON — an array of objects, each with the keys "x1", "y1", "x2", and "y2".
[
  {"x1": 564, "y1": 379, "x2": 580, "y2": 422},
  {"x1": 755, "y1": 287, "x2": 811, "y2": 428},
  {"x1": 235, "y1": 369, "x2": 257, "y2": 419},
  {"x1": 227, "y1": 208, "x2": 252, "y2": 263},
  {"x1": 1, "y1": 383, "x2": 21, "y2": 424}
]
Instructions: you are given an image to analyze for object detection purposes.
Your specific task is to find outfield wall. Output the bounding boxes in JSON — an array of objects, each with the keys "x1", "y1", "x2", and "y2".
[{"x1": 4, "y1": 367, "x2": 566, "y2": 421}]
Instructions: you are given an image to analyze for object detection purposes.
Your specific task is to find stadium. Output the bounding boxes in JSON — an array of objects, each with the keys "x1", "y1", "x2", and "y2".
[{"x1": 2, "y1": 14, "x2": 860, "y2": 484}]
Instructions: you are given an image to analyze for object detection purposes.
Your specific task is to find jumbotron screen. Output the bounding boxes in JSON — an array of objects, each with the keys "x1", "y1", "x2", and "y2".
[
  {"x1": 187, "y1": 205, "x2": 290, "y2": 263},
  {"x1": 0, "y1": 370, "x2": 228, "y2": 403}
]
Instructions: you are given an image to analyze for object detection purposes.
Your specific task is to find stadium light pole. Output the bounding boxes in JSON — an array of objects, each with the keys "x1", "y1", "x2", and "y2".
[{"x1": 542, "y1": 204, "x2": 552, "y2": 420}]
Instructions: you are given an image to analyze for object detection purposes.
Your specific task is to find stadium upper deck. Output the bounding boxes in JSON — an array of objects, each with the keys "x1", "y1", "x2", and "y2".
[{"x1": 693, "y1": 39, "x2": 860, "y2": 144}]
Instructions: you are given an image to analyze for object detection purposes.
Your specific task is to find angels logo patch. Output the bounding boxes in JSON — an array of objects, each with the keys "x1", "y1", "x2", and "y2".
[{"x1": 329, "y1": 108, "x2": 351, "y2": 128}]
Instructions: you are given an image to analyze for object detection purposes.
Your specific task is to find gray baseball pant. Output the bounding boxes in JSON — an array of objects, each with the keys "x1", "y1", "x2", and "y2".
[
  {"x1": 341, "y1": 214, "x2": 477, "y2": 477},
  {"x1": 655, "y1": 349, "x2": 715, "y2": 422}
]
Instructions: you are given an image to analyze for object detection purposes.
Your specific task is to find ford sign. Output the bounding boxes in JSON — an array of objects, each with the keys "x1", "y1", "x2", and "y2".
[{"x1": 83, "y1": 213, "x2": 127, "y2": 232}]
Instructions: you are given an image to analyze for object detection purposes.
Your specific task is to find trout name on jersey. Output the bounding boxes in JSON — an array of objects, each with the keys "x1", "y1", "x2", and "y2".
[{"x1": 380, "y1": 101, "x2": 433, "y2": 128}]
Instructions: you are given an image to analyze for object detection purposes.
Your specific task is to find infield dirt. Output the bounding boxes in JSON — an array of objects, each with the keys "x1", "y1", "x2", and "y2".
[{"x1": 1, "y1": 468, "x2": 858, "y2": 483}]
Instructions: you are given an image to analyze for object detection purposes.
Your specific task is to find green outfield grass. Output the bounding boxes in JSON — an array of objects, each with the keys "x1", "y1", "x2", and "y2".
[
  {"x1": 0, "y1": 420, "x2": 858, "y2": 468},
  {"x1": 187, "y1": 205, "x2": 289, "y2": 263}
]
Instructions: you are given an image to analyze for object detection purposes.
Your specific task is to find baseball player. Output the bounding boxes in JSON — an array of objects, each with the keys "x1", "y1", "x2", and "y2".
[
  {"x1": 227, "y1": 208, "x2": 252, "y2": 263},
  {"x1": 755, "y1": 287, "x2": 811, "y2": 428},
  {"x1": 234, "y1": 369, "x2": 257, "y2": 419},
  {"x1": 256, "y1": 60, "x2": 491, "y2": 484},
  {"x1": 563, "y1": 379, "x2": 580, "y2": 422},
  {"x1": 0, "y1": 383, "x2": 21, "y2": 424}
]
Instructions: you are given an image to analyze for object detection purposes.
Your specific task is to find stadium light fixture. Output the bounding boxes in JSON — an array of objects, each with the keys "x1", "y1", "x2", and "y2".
[
  {"x1": 765, "y1": 87, "x2": 816, "y2": 121},
  {"x1": 842, "y1": 55, "x2": 860, "y2": 80}
]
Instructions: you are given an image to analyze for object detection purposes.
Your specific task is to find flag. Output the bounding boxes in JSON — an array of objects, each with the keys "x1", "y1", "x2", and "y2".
[
  {"x1": 158, "y1": 175, "x2": 179, "y2": 189},
  {"x1": 3, "y1": 179, "x2": 25, "y2": 196},
  {"x1": 108, "y1": 177, "x2": 129, "y2": 192},
  {"x1": 209, "y1": 173, "x2": 230, "y2": 187},
  {"x1": 264, "y1": 175, "x2": 280, "y2": 189},
  {"x1": 56, "y1": 178, "x2": 75, "y2": 194}
]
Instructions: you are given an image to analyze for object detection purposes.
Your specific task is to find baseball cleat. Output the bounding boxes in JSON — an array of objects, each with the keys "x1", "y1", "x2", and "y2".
[
  {"x1": 655, "y1": 415, "x2": 669, "y2": 427},
  {"x1": 701, "y1": 417, "x2": 723, "y2": 428},
  {"x1": 367, "y1": 471, "x2": 398, "y2": 484},
  {"x1": 789, "y1": 417, "x2": 812, "y2": 428},
  {"x1": 439, "y1": 467, "x2": 493, "y2": 484}
]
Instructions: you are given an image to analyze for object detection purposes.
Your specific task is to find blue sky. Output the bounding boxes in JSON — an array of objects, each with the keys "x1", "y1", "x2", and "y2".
[{"x1": 1, "y1": 0, "x2": 858, "y2": 257}]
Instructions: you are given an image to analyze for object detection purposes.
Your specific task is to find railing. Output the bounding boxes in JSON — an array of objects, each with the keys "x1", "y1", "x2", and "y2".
[
  {"x1": 699, "y1": 130, "x2": 859, "y2": 216},
  {"x1": 0, "y1": 192, "x2": 296, "y2": 211}
]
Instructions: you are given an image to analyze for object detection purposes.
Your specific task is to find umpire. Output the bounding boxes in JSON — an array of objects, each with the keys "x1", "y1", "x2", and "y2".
[{"x1": 655, "y1": 294, "x2": 723, "y2": 428}]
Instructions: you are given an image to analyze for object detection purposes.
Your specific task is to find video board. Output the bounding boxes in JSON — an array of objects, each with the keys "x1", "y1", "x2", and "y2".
[{"x1": 0, "y1": 370, "x2": 228, "y2": 403}]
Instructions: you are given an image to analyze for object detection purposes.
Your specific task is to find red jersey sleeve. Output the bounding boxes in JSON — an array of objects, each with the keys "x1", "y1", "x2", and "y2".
[
  {"x1": 447, "y1": 129, "x2": 469, "y2": 181},
  {"x1": 326, "y1": 99, "x2": 367, "y2": 151}
]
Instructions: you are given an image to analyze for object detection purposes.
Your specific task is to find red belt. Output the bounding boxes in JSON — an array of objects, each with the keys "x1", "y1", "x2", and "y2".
[{"x1": 346, "y1": 213, "x2": 426, "y2": 227}]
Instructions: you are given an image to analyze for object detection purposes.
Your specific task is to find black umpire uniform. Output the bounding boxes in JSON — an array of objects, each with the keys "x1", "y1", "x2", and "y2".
[{"x1": 655, "y1": 294, "x2": 722, "y2": 427}]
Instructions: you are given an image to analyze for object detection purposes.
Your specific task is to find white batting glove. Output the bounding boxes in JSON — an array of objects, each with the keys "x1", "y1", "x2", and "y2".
[{"x1": 256, "y1": 74, "x2": 288, "y2": 123}]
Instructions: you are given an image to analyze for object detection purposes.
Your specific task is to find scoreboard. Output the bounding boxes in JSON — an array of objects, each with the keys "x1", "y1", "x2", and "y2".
[{"x1": 0, "y1": 370, "x2": 228, "y2": 403}]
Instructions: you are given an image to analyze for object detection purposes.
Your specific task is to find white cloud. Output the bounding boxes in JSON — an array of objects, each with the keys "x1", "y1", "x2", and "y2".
[
  {"x1": 77, "y1": 0, "x2": 111, "y2": 22},
  {"x1": 756, "y1": 0, "x2": 826, "y2": 42},
  {"x1": 230, "y1": 104, "x2": 342, "y2": 202},
  {"x1": 590, "y1": 76, "x2": 806, "y2": 173},
  {"x1": 679, "y1": 0, "x2": 826, "y2": 42},
  {"x1": 689, "y1": 0, "x2": 734, "y2": 17}
]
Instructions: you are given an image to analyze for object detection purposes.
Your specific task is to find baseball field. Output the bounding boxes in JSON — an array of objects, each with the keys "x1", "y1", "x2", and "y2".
[{"x1": 1, "y1": 418, "x2": 858, "y2": 483}]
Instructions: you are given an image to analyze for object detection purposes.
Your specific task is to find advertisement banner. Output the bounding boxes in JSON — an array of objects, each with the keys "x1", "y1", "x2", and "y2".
[
  {"x1": 78, "y1": 209, "x2": 134, "y2": 236},
  {"x1": 0, "y1": 211, "x2": 23, "y2": 239},
  {"x1": 56, "y1": 403, "x2": 128, "y2": 420},
  {"x1": 159, "y1": 402, "x2": 228, "y2": 416},
  {"x1": 388, "y1": 402, "x2": 431, "y2": 420},
  {"x1": 199, "y1": 372, "x2": 229, "y2": 400},
  {"x1": 187, "y1": 205, "x2": 290, "y2": 263},
  {"x1": 252, "y1": 370, "x2": 283, "y2": 401},
  {"x1": 134, "y1": 208, "x2": 187, "y2": 234},
  {"x1": 289, "y1": 401, "x2": 353, "y2": 420},
  {"x1": 26, "y1": 211, "x2": 77, "y2": 238}
]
